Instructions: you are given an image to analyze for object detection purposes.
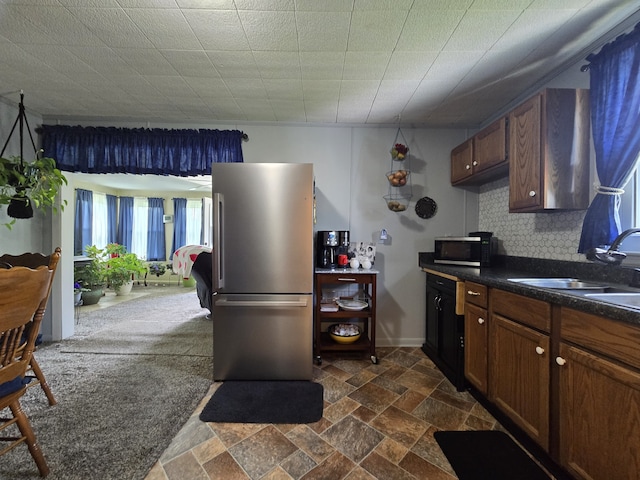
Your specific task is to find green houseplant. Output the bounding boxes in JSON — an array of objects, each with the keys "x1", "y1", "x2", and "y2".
[
  {"x1": 0, "y1": 94, "x2": 67, "y2": 228},
  {"x1": 103, "y1": 243, "x2": 146, "y2": 293},
  {"x1": 74, "y1": 245, "x2": 107, "y2": 305}
]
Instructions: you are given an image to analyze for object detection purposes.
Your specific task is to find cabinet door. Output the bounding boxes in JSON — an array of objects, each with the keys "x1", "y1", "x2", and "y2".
[
  {"x1": 464, "y1": 303, "x2": 488, "y2": 394},
  {"x1": 424, "y1": 283, "x2": 439, "y2": 355},
  {"x1": 439, "y1": 290, "x2": 463, "y2": 378},
  {"x1": 474, "y1": 117, "x2": 507, "y2": 173},
  {"x1": 509, "y1": 93, "x2": 542, "y2": 211},
  {"x1": 558, "y1": 343, "x2": 640, "y2": 480},
  {"x1": 451, "y1": 138, "x2": 474, "y2": 184},
  {"x1": 490, "y1": 314, "x2": 550, "y2": 450}
]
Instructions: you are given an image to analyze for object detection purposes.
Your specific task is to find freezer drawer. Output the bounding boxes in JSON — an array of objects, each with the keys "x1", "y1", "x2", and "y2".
[{"x1": 213, "y1": 294, "x2": 313, "y2": 380}]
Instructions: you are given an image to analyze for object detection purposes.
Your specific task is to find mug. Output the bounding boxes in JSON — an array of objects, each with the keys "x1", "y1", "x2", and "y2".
[{"x1": 337, "y1": 254, "x2": 348, "y2": 266}]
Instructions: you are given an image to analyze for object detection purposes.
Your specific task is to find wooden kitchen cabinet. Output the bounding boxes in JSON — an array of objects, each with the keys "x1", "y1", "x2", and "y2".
[
  {"x1": 464, "y1": 281, "x2": 488, "y2": 394},
  {"x1": 509, "y1": 88, "x2": 590, "y2": 212},
  {"x1": 450, "y1": 137, "x2": 474, "y2": 184},
  {"x1": 557, "y1": 308, "x2": 640, "y2": 480},
  {"x1": 489, "y1": 289, "x2": 551, "y2": 450},
  {"x1": 451, "y1": 117, "x2": 508, "y2": 186},
  {"x1": 422, "y1": 272, "x2": 465, "y2": 390}
]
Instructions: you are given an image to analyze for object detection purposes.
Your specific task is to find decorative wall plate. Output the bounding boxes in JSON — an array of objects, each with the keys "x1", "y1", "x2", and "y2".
[{"x1": 415, "y1": 196, "x2": 438, "y2": 219}]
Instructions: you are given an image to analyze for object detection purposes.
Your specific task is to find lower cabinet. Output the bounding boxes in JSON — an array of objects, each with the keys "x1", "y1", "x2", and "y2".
[
  {"x1": 557, "y1": 308, "x2": 640, "y2": 480},
  {"x1": 490, "y1": 314, "x2": 550, "y2": 450}
]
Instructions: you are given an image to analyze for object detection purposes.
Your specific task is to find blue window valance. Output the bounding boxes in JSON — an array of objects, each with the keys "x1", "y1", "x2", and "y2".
[{"x1": 39, "y1": 125, "x2": 244, "y2": 175}]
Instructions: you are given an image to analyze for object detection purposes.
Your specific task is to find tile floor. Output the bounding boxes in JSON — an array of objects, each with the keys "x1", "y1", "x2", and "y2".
[{"x1": 143, "y1": 348, "x2": 522, "y2": 480}]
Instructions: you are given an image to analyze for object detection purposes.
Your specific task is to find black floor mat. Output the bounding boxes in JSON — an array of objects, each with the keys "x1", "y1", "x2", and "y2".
[
  {"x1": 199, "y1": 380, "x2": 323, "y2": 424},
  {"x1": 434, "y1": 430, "x2": 551, "y2": 480}
]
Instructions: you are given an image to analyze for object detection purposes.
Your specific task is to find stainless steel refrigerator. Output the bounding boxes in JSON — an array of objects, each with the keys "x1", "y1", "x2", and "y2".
[{"x1": 211, "y1": 163, "x2": 314, "y2": 380}]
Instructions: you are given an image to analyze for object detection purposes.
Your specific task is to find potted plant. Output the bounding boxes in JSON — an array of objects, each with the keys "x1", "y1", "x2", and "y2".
[
  {"x1": 0, "y1": 154, "x2": 68, "y2": 228},
  {"x1": 74, "y1": 245, "x2": 107, "y2": 305},
  {"x1": 103, "y1": 244, "x2": 146, "y2": 295}
]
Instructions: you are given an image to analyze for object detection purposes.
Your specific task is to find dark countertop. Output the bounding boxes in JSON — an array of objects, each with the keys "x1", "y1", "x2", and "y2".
[{"x1": 418, "y1": 253, "x2": 640, "y2": 326}]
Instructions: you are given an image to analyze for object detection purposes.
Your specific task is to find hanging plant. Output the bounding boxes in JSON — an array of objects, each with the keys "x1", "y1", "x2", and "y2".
[{"x1": 0, "y1": 92, "x2": 67, "y2": 228}]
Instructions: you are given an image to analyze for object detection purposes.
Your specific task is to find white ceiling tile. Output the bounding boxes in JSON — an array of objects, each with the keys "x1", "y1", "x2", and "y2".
[
  {"x1": 205, "y1": 51, "x2": 259, "y2": 78},
  {"x1": 160, "y1": 50, "x2": 221, "y2": 77},
  {"x1": 296, "y1": 11, "x2": 350, "y2": 51},
  {"x1": 183, "y1": 10, "x2": 250, "y2": 50},
  {"x1": 238, "y1": 10, "x2": 298, "y2": 51},
  {"x1": 299, "y1": 51, "x2": 345, "y2": 80},
  {"x1": 347, "y1": 10, "x2": 406, "y2": 51},
  {"x1": 444, "y1": 10, "x2": 523, "y2": 51},
  {"x1": 253, "y1": 51, "x2": 301, "y2": 79},
  {"x1": 395, "y1": 9, "x2": 466, "y2": 51},
  {"x1": 263, "y1": 79, "x2": 303, "y2": 100},
  {"x1": 65, "y1": 7, "x2": 156, "y2": 48},
  {"x1": 343, "y1": 51, "x2": 391, "y2": 80},
  {"x1": 0, "y1": 1, "x2": 636, "y2": 128},
  {"x1": 124, "y1": 8, "x2": 201, "y2": 50}
]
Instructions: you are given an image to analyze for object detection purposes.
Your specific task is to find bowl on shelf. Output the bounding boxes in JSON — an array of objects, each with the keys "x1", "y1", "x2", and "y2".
[
  {"x1": 383, "y1": 193, "x2": 412, "y2": 212},
  {"x1": 329, "y1": 323, "x2": 361, "y2": 344}
]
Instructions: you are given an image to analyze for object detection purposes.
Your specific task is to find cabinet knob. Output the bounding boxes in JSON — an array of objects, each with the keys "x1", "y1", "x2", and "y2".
[
  {"x1": 467, "y1": 290, "x2": 481, "y2": 296},
  {"x1": 535, "y1": 346, "x2": 544, "y2": 355},
  {"x1": 555, "y1": 356, "x2": 567, "y2": 366},
  {"x1": 529, "y1": 190, "x2": 536, "y2": 197},
  {"x1": 465, "y1": 164, "x2": 471, "y2": 170},
  {"x1": 472, "y1": 161, "x2": 478, "y2": 166},
  {"x1": 477, "y1": 317, "x2": 485, "y2": 325}
]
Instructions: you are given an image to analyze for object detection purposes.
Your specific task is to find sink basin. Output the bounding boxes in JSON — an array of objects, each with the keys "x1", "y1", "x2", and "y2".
[
  {"x1": 508, "y1": 278, "x2": 609, "y2": 290},
  {"x1": 583, "y1": 293, "x2": 640, "y2": 310}
]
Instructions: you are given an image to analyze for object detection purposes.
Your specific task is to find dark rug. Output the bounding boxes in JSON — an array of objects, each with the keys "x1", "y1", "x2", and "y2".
[
  {"x1": 200, "y1": 380, "x2": 324, "y2": 424},
  {"x1": 434, "y1": 430, "x2": 551, "y2": 480}
]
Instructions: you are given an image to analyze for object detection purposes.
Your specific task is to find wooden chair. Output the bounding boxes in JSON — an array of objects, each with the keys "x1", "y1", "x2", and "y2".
[
  {"x1": 0, "y1": 265, "x2": 54, "y2": 477},
  {"x1": 0, "y1": 248, "x2": 61, "y2": 406}
]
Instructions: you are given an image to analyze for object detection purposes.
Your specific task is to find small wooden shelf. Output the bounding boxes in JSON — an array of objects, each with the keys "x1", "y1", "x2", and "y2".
[{"x1": 314, "y1": 269, "x2": 378, "y2": 364}]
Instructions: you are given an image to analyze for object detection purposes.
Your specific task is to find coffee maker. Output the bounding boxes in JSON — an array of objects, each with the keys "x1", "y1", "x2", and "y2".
[{"x1": 316, "y1": 230, "x2": 349, "y2": 268}]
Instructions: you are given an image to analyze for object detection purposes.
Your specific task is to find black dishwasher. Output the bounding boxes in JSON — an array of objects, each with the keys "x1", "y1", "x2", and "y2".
[{"x1": 422, "y1": 273, "x2": 465, "y2": 391}]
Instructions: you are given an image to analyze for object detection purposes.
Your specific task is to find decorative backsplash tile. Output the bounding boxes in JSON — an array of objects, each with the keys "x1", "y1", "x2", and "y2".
[{"x1": 478, "y1": 177, "x2": 587, "y2": 262}]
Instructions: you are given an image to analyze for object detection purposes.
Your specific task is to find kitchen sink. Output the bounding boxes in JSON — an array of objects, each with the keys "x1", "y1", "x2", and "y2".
[
  {"x1": 508, "y1": 278, "x2": 610, "y2": 290},
  {"x1": 582, "y1": 293, "x2": 640, "y2": 310}
]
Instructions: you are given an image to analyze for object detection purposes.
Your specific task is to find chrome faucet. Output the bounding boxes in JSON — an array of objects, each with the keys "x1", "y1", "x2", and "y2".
[{"x1": 586, "y1": 228, "x2": 640, "y2": 265}]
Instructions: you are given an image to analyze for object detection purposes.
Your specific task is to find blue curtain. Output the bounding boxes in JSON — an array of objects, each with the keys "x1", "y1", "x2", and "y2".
[
  {"x1": 171, "y1": 198, "x2": 187, "y2": 259},
  {"x1": 147, "y1": 198, "x2": 165, "y2": 261},
  {"x1": 578, "y1": 23, "x2": 640, "y2": 253},
  {"x1": 74, "y1": 189, "x2": 93, "y2": 255},
  {"x1": 106, "y1": 194, "x2": 118, "y2": 244},
  {"x1": 40, "y1": 126, "x2": 244, "y2": 174},
  {"x1": 117, "y1": 196, "x2": 134, "y2": 252}
]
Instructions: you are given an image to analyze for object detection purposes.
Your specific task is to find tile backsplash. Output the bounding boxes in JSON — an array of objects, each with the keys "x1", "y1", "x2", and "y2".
[{"x1": 479, "y1": 177, "x2": 587, "y2": 262}]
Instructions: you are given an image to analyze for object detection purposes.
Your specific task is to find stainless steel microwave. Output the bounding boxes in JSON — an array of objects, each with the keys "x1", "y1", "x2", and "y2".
[{"x1": 434, "y1": 233, "x2": 495, "y2": 267}]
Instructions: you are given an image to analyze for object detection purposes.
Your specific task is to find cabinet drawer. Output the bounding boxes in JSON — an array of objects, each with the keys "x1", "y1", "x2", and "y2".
[
  {"x1": 561, "y1": 307, "x2": 640, "y2": 371},
  {"x1": 491, "y1": 289, "x2": 550, "y2": 333},
  {"x1": 465, "y1": 281, "x2": 487, "y2": 308}
]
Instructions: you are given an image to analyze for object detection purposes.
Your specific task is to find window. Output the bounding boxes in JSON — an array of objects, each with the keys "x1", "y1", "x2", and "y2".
[
  {"x1": 619, "y1": 164, "x2": 640, "y2": 262},
  {"x1": 131, "y1": 197, "x2": 149, "y2": 259},
  {"x1": 91, "y1": 192, "x2": 109, "y2": 250},
  {"x1": 185, "y1": 198, "x2": 202, "y2": 245}
]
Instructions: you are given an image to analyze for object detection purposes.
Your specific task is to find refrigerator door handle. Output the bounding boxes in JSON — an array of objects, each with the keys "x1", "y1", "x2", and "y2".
[
  {"x1": 215, "y1": 297, "x2": 309, "y2": 308},
  {"x1": 213, "y1": 192, "x2": 224, "y2": 292}
]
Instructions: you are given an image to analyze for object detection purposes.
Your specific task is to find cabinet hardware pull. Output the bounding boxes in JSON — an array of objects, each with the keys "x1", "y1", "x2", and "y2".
[
  {"x1": 529, "y1": 190, "x2": 536, "y2": 197},
  {"x1": 555, "y1": 356, "x2": 566, "y2": 366},
  {"x1": 337, "y1": 278, "x2": 356, "y2": 282},
  {"x1": 477, "y1": 317, "x2": 485, "y2": 324},
  {"x1": 467, "y1": 290, "x2": 481, "y2": 296},
  {"x1": 472, "y1": 161, "x2": 478, "y2": 166},
  {"x1": 535, "y1": 346, "x2": 544, "y2": 355},
  {"x1": 465, "y1": 164, "x2": 471, "y2": 170}
]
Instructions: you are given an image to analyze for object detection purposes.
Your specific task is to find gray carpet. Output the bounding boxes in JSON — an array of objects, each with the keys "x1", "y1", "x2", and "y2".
[{"x1": 0, "y1": 286, "x2": 213, "y2": 480}]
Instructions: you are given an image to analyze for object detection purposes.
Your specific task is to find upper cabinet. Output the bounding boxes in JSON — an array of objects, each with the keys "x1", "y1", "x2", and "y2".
[
  {"x1": 451, "y1": 117, "x2": 508, "y2": 186},
  {"x1": 451, "y1": 88, "x2": 591, "y2": 212},
  {"x1": 509, "y1": 88, "x2": 590, "y2": 212}
]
